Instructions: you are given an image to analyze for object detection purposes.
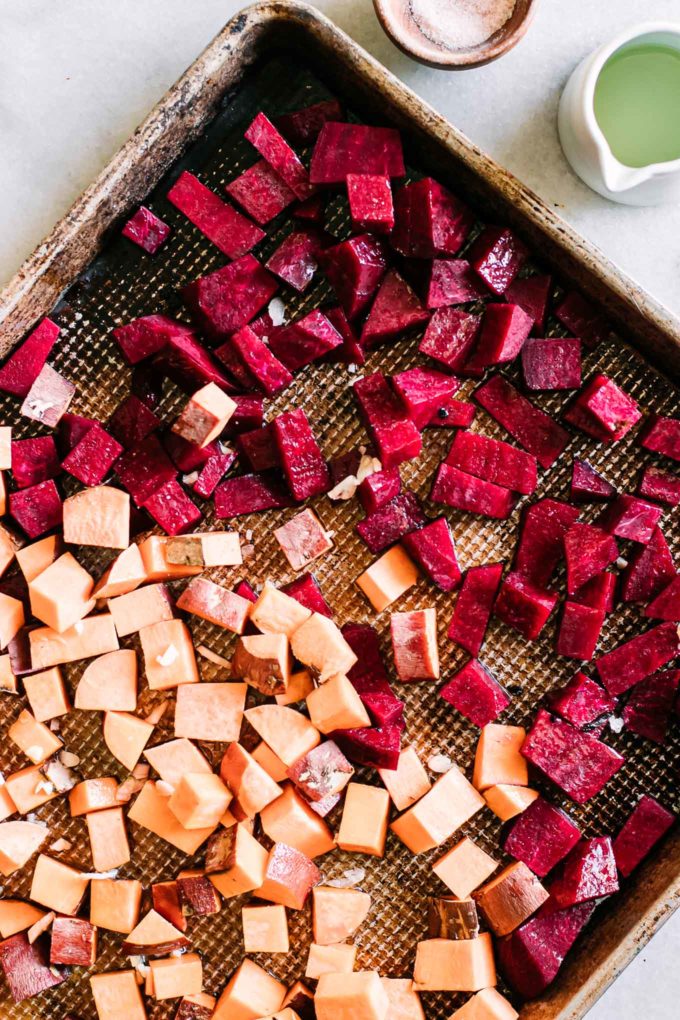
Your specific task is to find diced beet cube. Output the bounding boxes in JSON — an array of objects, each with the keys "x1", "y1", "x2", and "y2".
[
  {"x1": 0, "y1": 933, "x2": 66, "y2": 1002},
  {"x1": 596, "y1": 622, "x2": 680, "y2": 696},
  {"x1": 323, "y1": 306, "x2": 365, "y2": 366},
  {"x1": 613, "y1": 795, "x2": 675, "y2": 877},
  {"x1": 21, "y1": 365, "x2": 74, "y2": 428},
  {"x1": 549, "y1": 837, "x2": 619, "y2": 908},
  {"x1": 131, "y1": 364, "x2": 164, "y2": 410},
  {"x1": 10, "y1": 479, "x2": 62, "y2": 538},
  {"x1": 272, "y1": 408, "x2": 329, "y2": 500},
  {"x1": 342, "y1": 622, "x2": 394, "y2": 697},
  {"x1": 108, "y1": 394, "x2": 160, "y2": 450},
  {"x1": 183, "y1": 254, "x2": 279, "y2": 341},
  {"x1": 321, "y1": 234, "x2": 388, "y2": 320},
  {"x1": 276, "y1": 98, "x2": 344, "y2": 145},
  {"x1": 356, "y1": 492, "x2": 426, "y2": 553},
  {"x1": 549, "y1": 672, "x2": 616, "y2": 729},
  {"x1": 638, "y1": 414, "x2": 680, "y2": 461},
  {"x1": 235, "y1": 425, "x2": 280, "y2": 473},
  {"x1": 234, "y1": 579, "x2": 258, "y2": 604},
  {"x1": 621, "y1": 527, "x2": 675, "y2": 603},
  {"x1": 58, "y1": 412, "x2": 96, "y2": 451},
  {"x1": 353, "y1": 372, "x2": 422, "y2": 470},
  {"x1": 521, "y1": 337, "x2": 582, "y2": 391},
  {"x1": 245, "y1": 112, "x2": 314, "y2": 199},
  {"x1": 121, "y1": 205, "x2": 170, "y2": 254},
  {"x1": 361, "y1": 691, "x2": 405, "y2": 730},
  {"x1": 223, "y1": 325, "x2": 293, "y2": 396},
  {"x1": 193, "y1": 447, "x2": 236, "y2": 499},
  {"x1": 213, "y1": 335, "x2": 260, "y2": 391},
  {"x1": 522, "y1": 709, "x2": 624, "y2": 803},
  {"x1": 269, "y1": 310, "x2": 343, "y2": 371},
  {"x1": 346, "y1": 174, "x2": 394, "y2": 233},
  {"x1": 392, "y1": 367, "x2": 459, "y2": 430},
  {"x1": 62, "y1": 423, "x2": 123, "y2": 486},
  {"x1": 214, "y1": 471, "x2": 293, "y2": 517},
  {"x1": 570, "y1": 459, "x2": 616, "y2": 503},
  {"x1": 113, "y1": 314, "x2": 194, "y2": 366},
  {"x1": 361, "y1": 271, "x2": 430, "y2": 348},
  {"x1": 514, "y1": 499, "x2": 580, "y2": 587},
  {"x1": 372, "y1": 420, "x2": 423, "y2": 469},
  {"x1": 555, "y1": 290, "x2": 610, "y2": 347},
  {"x1": 294, "y1": 193, "x2": 326, "y2": 223},
  {"x1": 556, "y1": 602, "x2": 605, "y2": 660},
  {"x1": 475, "y1": 375, "x2": 570, "y2": 469},
  {"x1": 431, "y1": 463, "x2": 516, "y2": 519},
  {"x1": 448, "y1": 562, "x2": 503, "y2": 656},
  {"x1": 311, "y1": 122, "x2": 404, "y2": 183},
  {"x1": 164, "y1": 434, "x2": 217, "y2": 474},
  {"x1": 599, "y1": 494, "x2": 663, "y2": 545},
  {"x1": 329, "y1": 449, "x2": 364, "y2": 488},
  {"x1": 645, "y1": 575, "x2": 680, "y2": 621},
  {"x1": 282, "y1": 573, "x2": 333, "y2": 619},
  {"x1": 11, "y1": 437, "x2": 60, "y2": 489},
  {"x1": 0, "y1": 317, "x2": 59, "y2": 397},
  {"x1": 505, "y1": 273, "x2": 552, "y2": 332},
  {"x1": 440, "y1": 658, "x2": 511, "y2": 727},
  {"x1": 466, "y1": 303, "x2": 533, "y2": 372},
  {"x1": 426, "y1": 398, "x2": 476, "y2": 429},
  {"x1": 469, "y1": 226, "x2": 528, "y2": 295},
  {"x1": 572, "y1": 571, "x2": 617, "y2": 613},
  {"x1": 115, "y1": 434, "x2": 177, "y2": 505},
  {"x1": 637, "y1": 465, "x2": 680, "y2": 506},
  {"x1": 154, "y1": 331, "x2": 235, "y2": 393},
  {"x1": 446, "y1": 430, "x2": 537, "y2": 494},
  {"x1": 505, "y1": 797, "x2": 581, "y2": 877},
  {"x1": 563, "y1": 523, "x2": 619, "y2": 594},
  {"x1": 226, "y1": 394, "x2": 264, "y2": 435},
  {"x1": 391, "y1": 178, "x2": 472, "y2": 258},
  {"x1": 167, "y1": 170, "x2": 264, "y2": 256},
  {"x1": 266, "y1": 228, "x2": 326, "y2": 292},
  {"x1": 497, "y1": 901, "x2": 596, "y2": 1000},
  {"x1": 331, "y1": 725, "x2": 401, "y2": 771},
  {"x1": 495, "y1": 571, "x2": 558, "y2": 640},
  {"x1": 402, "y1": 517, "x2": 461, "y2": 592},
  {"x1": 565, "y1": 374, "x2": 642, "y2": 442},
  {"x1": 142, "y1": 479, "x2": 202, "y2": 535},
  {"x1": 225, "y1": 159, "x2": 295, "y2": 224},
  {"x1": 358, "y1": 467, "x2": 401, "y2": 514},
  {"x1": 622, "y1": 669, "x2": 679, "y2": 743},
  {"x1": 425, "y1": 259, "x2": 487, "y2": 308}
]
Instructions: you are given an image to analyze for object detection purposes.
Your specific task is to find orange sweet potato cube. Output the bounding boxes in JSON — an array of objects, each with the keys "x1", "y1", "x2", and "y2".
[
  {"x1": 109, "y1": 582, "x2": 174, "y2": 637},
  {"x1": 23, "y1": 667, "x2": 70, "y2": 722},
  {"x1": 250, "y1": 582, "x2": 311, "y2": 637},
  {"x1": 433, "y1": 837, "x2": 499, "y2": 899},
  {"x1": 275, "y1": 668, "x2": 314, "y2": 707},
  {"x1": 414, "y1": 934, "x2": 496, "y2": 992},
  {"x1": 256, "y1": 842, "x2": 321, "y2": 910},
  {"x1": 138, "y1": 535, "x2": 203, "y2": 582},
  {"x1": 242, "y1": 903, "x2": 290, "y2": 953},
  {"x1": 28, "y1": 552, "x2": 94, "y2": 632},
  {"x1": 378, "y1": 746, "x2": 431, "y2": 812},
  {"x1": 169, "y1": 773, "x2": 232, "y2": 829},
  {"x1": 290, "y1": 613, "x2": 357, "y2": 683},
  {"x1": 144, "y1": 737, "x2": 212, "y2": 787},
  {"x1": 0, "y1": 653, "x2": 17, "y2": 694},
  {"x1": 391, "y1": 766, "x2": 485, "y2": 854},
  {"x1": 0, "y1": 592, "x2": 25, "y2": 649},
  {"x1": 86, "y1": 805, "x2": 131, "y2": 871},
  {"x1": 307, "y1": 674, "x2": 371, "y2": 734},
  {"x1": 312, "y1": 886, "x2": 371, "y2": 945},
  {"x1": 306, "y1": 941, "x2": 357, "y2": 979},
  {"x1": 90, "y1": 878, "x2": 142, "y2": 934},
  {"x1": 140, "y1": 619, "x2": 199, "y2": 690},
  {"x1": 337, "y1": 783, "x2": 390, "y2": 857},
  {"x1": 244, "y1": 705, "x2": 320, "y2": 767},
  {"x1": 173, "y1": 383, "x2": 236, "y2": 447},
  {"x1": 0, "y1": 522, "x2": 20, "y2": 578},
  {"x1": 259, "y1": 783, "x2": 335, "y2": 860},
  {"x1": 30, "y1": 855, "x2": 89, "y2": 915},
  {"x1": 315, "y1": 971, "x2": 389, "y2": 1020},
  {"x1": 103, "y1": 711, "x2": 153, "y2": 771},
  {"x1": 0, "y1": 784, "x2": 17, "y2": 822},
  {"x1": 232, "y1": 633, "x2": 292, "y2": 695},
  {"x1": 450, "y1": 987, "x2": 519, "y2": 1020},
  {"x1": 29, "y1": 613, "x2": 119, "y2": 669},
  {"x1": 219, "y1": 743, "x2": 282, "y2": 818},
  {"x1": 90, "y1": 970, "x2": 147, "y2": 1020},
  {"x1": 177, "y1": 577, "x2": 252, "y2": 634},
  {"x1": 207, "y1": 823, "x2": 269, "y2": 901},
  {"x1": 63, "y1": 485, "x2": 130, "y2": 549},
  {"x1": 128, "y1": 781, "x2": 216, "y2": 856},
  {"x1": 484, "y1": 785, "x2": 539, "y2": 821},
  {"x1": 213, "y1": 958, "x2": 286, "y2": 1020},
  {"x1": 8, "y1": 709, "x2": 62, "y2": 764},
  {"x1": 69, "y1": 777, "x2": 119, "y2": 816},
  {"x1": 0, "y1": 820, "x2": 49, "y2": 875},
  {"x1": 150, "y1": 952, "x2": 203, "y2": 1000},
  {"x1": 4, "y1": 765, "x2": 59, "y2": 814},
  {"x1": 472, "y1": 725, "x2": 528, "y2": 791},
  {"x1": 381, "y1": 978, "x2": 425, "y2": 1020},
  {"x1": 251, "y1": 741, "x2": 288, "y2": 782},
  {"x1": 93, "y1": 544, "x2": 146, "y2": 598},
  {"x1": 175, "y1": 682, "x2": 247, "y2": 742},
  {"x1": 473, "y1": 862, "x2": 549, "y2": 936},
  {"x1": 356, "y1": 546, "x2": 419, "y2": 612},
  {"x1": 15, "y1": 534, "x2": 63, "y2": 583},
  {"x1": 75, "y1": 649, "x2": 138, "y2": 712}
]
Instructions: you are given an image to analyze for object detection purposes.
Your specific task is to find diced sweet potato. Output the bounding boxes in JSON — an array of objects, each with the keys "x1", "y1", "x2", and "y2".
[
  {"x1": 22, "y1": 666, "x2": 69, "y2": 722},
  {"x1": 473, "y1": 724, "x2": 528, "y2": 791},
  {"x1": 290, "y1": 612, "x2": 357, "y2": 683},
  {"x1": 30, "y1": 854, "x2": 88, "y2": 915},
  {"x1": 8, "y1": 709, "x2": 62, "y2": 764},
  {"x1": 226, "y1": 159, "x2": 295, "y2": 224},
  {"x1": 122, "y1": 908, "x2": 190, "y2": 956},
  {"x1": 427, "y1": 896, "x2": 480, "y2": 941},
  {"x1": 312, "y1": 886, "x2": 371, "y2": 945},
  {"x1": 178, "y1": 577, "x2": 251, "y2": 634},
  {"x1": 172, "y1": 383, "x2": 236, "y2": 450},
  {"x1": 311, "y1": 121, "x2": 404, "y2": 182},
  {"x1": 390, "y1": 608, "x2": 439, "y2": 680},
  {"x1": 220, "y1": 742, "x2": 282, "y2": 818},
  {"x1": 242, "y1": 903, "x2": 289, "y2": 953},
  {"x1": 104, "y1": 711, "x2": 153, "y2": 771},
  {"x1": 169, "y1": 773, "x2": 231, "y2": 829},
  {"x1": 93, "y1": 545, "x2": 146, "y2": 599},
  {"x1": 307, "y1": 674, "x2": 371, "y2": 734},
  {"x1": 287, "y1": 740, "x2": 354, "y2": 802},
  {"x1": 260, "y1": 781, "x2": 334, "y2": 859},
  {"x1": 0, "y1": 902, "x2": 46, "y2": 940},
  {"x1": 75, "y1": 649, "x2": 138, "y2": 712},
  {"x1": 391, "y1": 766, "x2": 484, "y2": 854},
  {"x1": 245, "y1": 705, "x2": 320, "y2": 767},
  {"x1": 174, "y1": 682, "x2": 246, "y2": 742},
  {"x1": 431, "y1": 463, "x2": 515, "y2": 519},
  {"x1": 150, "y1": 953, "x2": 203, "y2": 1001},
  {"x1": 484, "y1": 785, "x2": 538, "y2": 822},
  {"x1": 256, "y1": 841, "x2": 321, "y2": 910},
  {"x1": 474, "y1": 862, "x2": 549, "y2": 936},
  {"x1": 378, "y1": 745, "x2": 430, "y2": 811},
  {"x1": 432, "y1": 837, "x2": 499, "y2": 900},
  {"x1": 596, "y1": 621, "x2": 680, "y2": 695},
  {"x1": 4, "y1": 766, "x2": 59, "y2": 815},
  {"x1": 206, "y1": 823, "x2": 268, "y2": 899},
  {"x1": 109, "y1": 582, "x2": 174, "y2": 638},
  {"x1": 448, "y1": 562, "x2": 503, "y2": 656},
  {"x1": 21, "y1": 364, "x2": 74, "y2": 428},
  {"x1": 86, "y1": 804, "x2": 130, "y2": 871},
  {"x1": 213, "y1": 958, "x2": 286, "y2": 1020},
  {"x1": 440, "y1": 660, "x2": 511, "y2": 728},
  {"x1": 306, "y1": 941, "x2": 357, "y2": 979},
  {"x1": 0, "y1": 592, "x2": 25, "y2": 650},
  {"x1": 392, "y1": 177, "x2": 471, "y2": 258},
  {"x1": 413, "y1": 934, "x2": 496, "y2": 992},
  {"x1": 475, "y1": 375, "x2": 570, "y2": 469},
  {"x1": 274, "y1": 509, "x2": 333, "y2": 571},
  {"x1": 63, "y1": 485, "x2": 130, "y2": 549},
  {"x1": 69, "y1": 777, "x2": 119, "y2": 817},
  {"x1": 521, "y1": 709, "x2": 624, "y2": 802},
  {"x1": 0, "y1": 821, "x2": 50, "y2": 876},
  {"x1": 494, "y1": 571, "x2": 558, "y2": 640},
  {"x1": 168, "y1": 170, "x2": 264, "y2": 256}
]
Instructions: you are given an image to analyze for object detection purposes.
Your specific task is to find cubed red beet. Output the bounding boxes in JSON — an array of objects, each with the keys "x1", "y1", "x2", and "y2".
[
  {"x1": 346, "y1": 173, "x2": 394, "y2": 233},
  {"x1": 121, "y1": 205, "x2": 170, "y2": 254},
  {"x1": 115, "y1": 434, "x2": 176, "y2": 505},
  {"x1": 556, "y1": 602, "x2": 605, "y2": 660},
  {"x1": 638, "y1": 414, "x2": 680, "y2": 461},
  {"x1": 402, "y1": 517, "x2": 461, "y2": 592},
  {"x1": 0, "y1": 317, "x2": 59, "y2": 397},
  {"x1": 321, "y1": 234, "x2": 388, "y2": 320},
  {"x1": 246, "y1": 112, "x2": 314, "y2": 199},
  {"x1": 466, "y1": 303, "x2": 533, "y2": 372},
  {"x1": 391, "y1": 178, "x2": 472, "y2": 258},
  {"x1": 235, "y1": 425, "x2": 280, "y2": 473},
  {"x1": 266, "y1": 228, "x2": 326, "y2": 292},
  {"x1": 645, "y1": 575, "x2": 680, "y2": 621},
  {"x1": 167, "y1": 170, "x2": 264, "y2": 256},
  {"x1": 331, "y1": 724, "x2": 401, "y2": 770},
  {"x1": 495, "y1": 571, "x2": 558, "y2": 640},
  {"x1": 0, "y1": 933, "x2": 66, "y2": 1002},
  {"x1": 570, "y1": 459, "x2": 616, "y2": 503},
  {"x1": 293, "y1": 193, "x2": 326, "y2": 223},
  {"x1": 342, "y1": 622, "x2": 394, "y2": 697},
  {"x1": 361, "y1": 271, "x2": 430, "y2": 348},
  {"x1": 549, "y1": 672, "x2": 616, "y2": 729},
  {"x1": 596, "y1": 622, "x2": 680, "y2": 696},
  {"x1": 61, "y1": 423, "x2": 123, "y2": 486},
  {"x1": 131, "y1": 363, "x2": 164, "y2": 409},
  {"x1": 113, "y1": 314, "x2": 194, "y2": 366},
  {"x1": 572, "y1": 571, "x2": 617, "y2": 613},
  {"x1": 222, "y1": 325, "x2": 293, "y2": 395},
  {"x1": 329, "y1": 448, "x2": 364, "y2": 488},
  {"x1": 440, "y1": 658, "x2": 511, "y2": 727},
  {"x1": 356, "y1": 491, "x2": 426, "y2": 553},
  {"x1": 622, "y1": 669, "x2": 679, "y2": 743},
  {"x1": 599, "y1": 495, "x2": 663, "y2": 545},
  {"x1": 565, "y1": 374, "x2": 642, "y2": 442},
  {"x1": 323, "y1": 306, "x2": 365, "y2": 366},
  {"x1": 515, "y1": 499, "x2": 580, "y2": 588},
  {"x1": 362, "y1": 691, "x2": 405, "y2": 730},
  {"x1": 11, "y1": 436, "x2": 60, "y2": 489},
  {"x1": 58, "y1": 412, "x2": 96, "y2": 451},
  {"x1": 154, "y1": 331, "x2": 236, "y2": 393},
  {"x1": 521, "y1": 337, "x2": 582, "y2": 391},
  {"x1": 225, "y1": 395, "x2": 265, "y2": 436},
  {"x1": 613, "y1": 795, "x2": 675, "y2": 877},
  {"x1": 563, "y1": 523, "x2": 619, "y2": 594},
  {"x1": 425, "y1": 259, "x2": 487, "y2": 308},
  {"x1": 353, "y1": 372, "x2": 422, "y2": 469},
  {"x1": 269, "y1": 310, "x2": 343, "y2": 371},
  {"x1": 504, "y1": 797, "x2": 581, "y2": 877},
  {"x1": 431, "y1": 463, "x2": 516, "y2": 519},
  {"x1": 164, "y1": 434, "x2": 218, "y2": 474},
  {"x1": 446, "y1": 430, "x2": 537, "y2": 495},
  {"x1": 448, "y1": 562, "x2": 503, "y2": 656},
  {"x1": 469, "y1": 226, "x2": 528, "y2": 295},
  {"x1": 549, "y1": 837, "x2": 619, "y2": 907},
  {"x1": 555, "y1": 290, "x2": 610, "y2": 347},
  {"x1": 621, "y1": 526, "x2": 675, "y2": 603},
  {"x1": 183, "y1": 254, "x2": 279, "y2": 340},
  {"x1": 142, "y1": 479, "x2": 202, "y2": 536},
  {"x1": 426, "y1": 398, "x2": 477, "y2": 429},
  {"x1": 225, "y1": 159, "x2": 295, "y2": 224},
  {"x1": 10, "y1": 479, "x2": 62, "y2": 538},
  {"x1": 108, "y1": 394, "x2": 160, "y2": 449},
  {"x1": 311, "y1": 122, "x2": 404, "y2": 183},
  {"x1": 214, "y1": 471, "x2": 293, "y2": 517},
  {"x1": 522, "y1": 709, "x2": 624, "y2": 803},
  {"x1": 505, "y1": 273, "x2": 552, "y2": 332},
  {"x1": 193, "y1": 446, "x2": 236, "y2": 499},
  {"x1": 392, "y1": 367, "x2": 459, "y2": 430},
  {"x1": 475, "y1": 375, "x2": 570, "y2": 469},
  {"x1": 637, "y1": 465, "x2": 680, "y2": 506},
  {"x1": 234, "y1": 579, "x2": 258, "y2": 604},
  {"x1": 276, "y1": 98, "x2": 344, "y2": 145},
  {"x1": 419, "y1": 307, "x2": 482, "y2": 374},
  {"x1": 358, "y1": 468, "x2": 401, "y2": 514},
  {"x1": 272, "y1": 409, "x2": 329, "y2": 500},
  {"x1": 282, "y1": 573, "x2": 333, "y2": 618}
]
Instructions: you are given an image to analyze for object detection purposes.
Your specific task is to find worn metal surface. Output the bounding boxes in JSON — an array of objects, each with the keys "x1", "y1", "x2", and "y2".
[{"x1": 0, "y1": 4, "x2": 678, "y2": 1019}]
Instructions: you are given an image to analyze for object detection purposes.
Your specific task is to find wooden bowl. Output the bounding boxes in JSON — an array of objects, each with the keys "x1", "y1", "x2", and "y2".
[{"x1": 373, "y1": 0, "x2": 539, "y2": 69}]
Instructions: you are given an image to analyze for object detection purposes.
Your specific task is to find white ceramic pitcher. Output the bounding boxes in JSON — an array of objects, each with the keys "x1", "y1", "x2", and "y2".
[{"x1": 558, "y1": 22, "x2": 680, "y2": 206}]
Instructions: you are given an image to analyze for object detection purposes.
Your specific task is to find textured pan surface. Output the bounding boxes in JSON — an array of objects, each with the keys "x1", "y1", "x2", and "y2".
[{"x1": 0, "y1": 12, "x2": 678, "y2": 1020}]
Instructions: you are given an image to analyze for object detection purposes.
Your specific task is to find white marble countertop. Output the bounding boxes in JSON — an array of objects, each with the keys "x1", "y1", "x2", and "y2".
[{"x1": 0, "y1": 1, "x2": 678, "y2": 1016}]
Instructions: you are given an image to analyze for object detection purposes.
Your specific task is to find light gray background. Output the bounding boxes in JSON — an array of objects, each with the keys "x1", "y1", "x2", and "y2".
[{"x1": 0, "y1": 1, "x2": 677, "y2": 1015}]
